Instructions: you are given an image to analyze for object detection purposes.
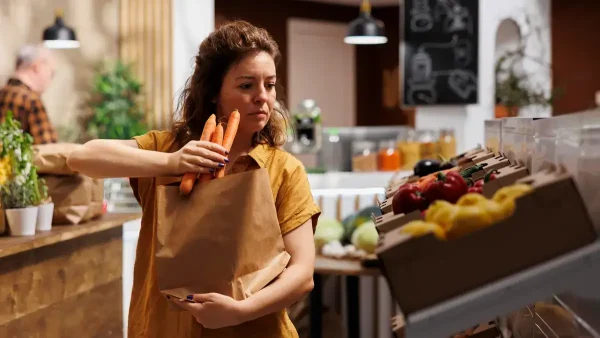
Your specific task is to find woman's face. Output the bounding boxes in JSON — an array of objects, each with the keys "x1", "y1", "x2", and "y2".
[{"x1": 216, "y1": 51, "x2": 277, "y2": 137}]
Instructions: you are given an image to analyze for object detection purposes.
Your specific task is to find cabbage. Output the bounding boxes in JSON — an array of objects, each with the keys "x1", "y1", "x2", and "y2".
[
  {"x1": 314, "y1": 218, "x2": 344, "y2": 249},
  {"x1": 351, "y1": 220, "x2": 379, "y2": 254}
]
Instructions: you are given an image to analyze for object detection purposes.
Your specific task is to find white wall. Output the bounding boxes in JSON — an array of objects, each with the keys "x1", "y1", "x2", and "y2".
[
  {"x1": 172, "y1": 0, "x2": 215, "y2": 112},
  {"x1": 414, "y1": 0, "x2": 552, "y2": 153}
]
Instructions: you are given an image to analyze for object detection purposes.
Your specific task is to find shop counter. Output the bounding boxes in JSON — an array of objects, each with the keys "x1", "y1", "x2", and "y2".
[{"x1": 0, "y1": 213, "x2": 141, "y2": 338}]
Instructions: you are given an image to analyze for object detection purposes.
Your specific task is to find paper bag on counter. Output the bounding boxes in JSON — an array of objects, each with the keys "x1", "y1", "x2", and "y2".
[
  {"x1": 42, "y1": 174, "x2": 104, "y2": 225},
  {"x1": 33, "y1": 143, "x2": 79, "y2": 175},
  {"x1": 155, "y1": 168, "x2": 290, "y2": 302}
]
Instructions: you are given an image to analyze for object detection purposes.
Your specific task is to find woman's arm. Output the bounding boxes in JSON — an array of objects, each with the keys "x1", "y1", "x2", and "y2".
[
  {"x1": 67, "y1": 139, "x2": 172, "y2": 179},
  {"x1": 67, "y1": 139, "x2": 228, "y2": 179},
  {"x1": 239, "y1": 219, "x2": 315, "y2": 321}
]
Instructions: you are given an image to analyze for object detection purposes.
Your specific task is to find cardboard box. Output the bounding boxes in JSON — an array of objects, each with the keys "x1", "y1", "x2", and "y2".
[
  {"x1": 458, "y1": 150, "x2": 497, "y2": 171},
  {"x1": 377, "y1": 169, "x2": 597, "y2": 316},
  {"x1": 373, "y1": 210, "x2": 422, "y2": 234},
  {"x1": 482, "y1": 164, "x2": 530, "y2": 198},
  {"x1": 379, "y1": 197, "x2": 394, "y2": 214}
]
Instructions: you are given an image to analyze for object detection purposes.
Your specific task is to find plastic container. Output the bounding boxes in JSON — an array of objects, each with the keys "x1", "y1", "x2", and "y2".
[
  {"x1": 438, "y1": 129, "x2": 456, "y2": 159},
  {"x1": 398, "y1": 130, "x2": 420, "y2": 170},
  {"x1": 378, "y1": 140, "x2": 401, "y2": 171},
  {"x1": 418, "y1": 129, "x2": 438, "y2": 160},
  {"x1": 484, "y1": 120, "x2": 503, "y2": 155},
  {"x1": 351, "y1": 141, "x2": 377, "y2": 172}
]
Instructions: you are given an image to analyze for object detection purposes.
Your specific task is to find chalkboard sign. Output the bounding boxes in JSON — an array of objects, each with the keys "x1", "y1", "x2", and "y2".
[{"x1": 402, "y1": 0, "x2": 479, "y2": 106}]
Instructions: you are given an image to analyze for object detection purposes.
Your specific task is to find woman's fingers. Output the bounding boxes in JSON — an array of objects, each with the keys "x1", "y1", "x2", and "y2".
[
  {"x1": 186, "y1": 142, "x2": 229, "y2": 164},
  {"x1": 195, "y1": 141, "x2": 228, "y2": 155},
  {"x1": 183, "y1": 154, "x2": 224, "y2": 170}
]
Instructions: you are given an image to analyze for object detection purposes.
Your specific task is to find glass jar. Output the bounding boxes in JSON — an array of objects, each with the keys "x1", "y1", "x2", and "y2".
[
  {"x1": 378, "y1": 140, "x2": 401, "y2": 171},
  {"x1": 398, "y1": 129, "x2": 420, "y2": 170},
  {"x1": 438, "y1": 129, "x2": 457, "y2": 159},
  {"x1": 351, "y1": 141, "x2": 378, "y2": 172},
  {"x1": 418, "y1": 129, "x2": 438, "y2": 160}
]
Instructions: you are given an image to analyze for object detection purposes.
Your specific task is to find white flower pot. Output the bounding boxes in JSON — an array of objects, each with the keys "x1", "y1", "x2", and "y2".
[
  {"x1": 36, "y1": 203, "x2": 54, "y2": 232},
  {"x1": 5, "y1": 206, "x2": 38, "y2": 236}
]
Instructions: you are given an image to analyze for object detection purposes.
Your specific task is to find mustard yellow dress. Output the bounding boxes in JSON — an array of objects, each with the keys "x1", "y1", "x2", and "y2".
[{"x1": 128, "y1": 130, "x2": 321, "y2": 338}]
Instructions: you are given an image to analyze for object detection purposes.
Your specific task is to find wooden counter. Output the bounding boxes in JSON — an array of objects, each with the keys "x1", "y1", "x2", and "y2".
[{"x1": 0, "y1": 213, "x2": 141, "y2": 338}]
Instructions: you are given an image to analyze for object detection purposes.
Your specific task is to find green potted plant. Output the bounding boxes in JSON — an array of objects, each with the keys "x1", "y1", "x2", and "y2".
[
  {"x1": 494, "y1": 17, "x2": 560, "y2": 118},
  {"x1": 84, "y1": 61, "x2": 148, "y2": 140},
  {"x1": 0, "y1": 111, "x2": 42, "y2": 236},
  {"x1": 494, "y1": 49, "x2": 555, "y2": 117}
]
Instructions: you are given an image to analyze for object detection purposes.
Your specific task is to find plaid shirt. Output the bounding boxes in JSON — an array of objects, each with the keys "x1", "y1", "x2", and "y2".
[{"x1": 0, "y1": 78, "x2": 58, "y2": 144}]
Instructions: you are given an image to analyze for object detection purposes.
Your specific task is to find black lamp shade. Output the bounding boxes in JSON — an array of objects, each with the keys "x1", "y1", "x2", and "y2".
[
  {"x1": 43, "y1": 16, "x2": 80, "y2": 49},
  {"x1": 344, "y1": 12, "x2": 388, "y2": 45}
]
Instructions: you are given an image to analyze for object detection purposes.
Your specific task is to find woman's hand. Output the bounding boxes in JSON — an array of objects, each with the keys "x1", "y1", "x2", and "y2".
[
  {"x1": 173, "y1": 293, "x2": 248, "y2": 329},
  {"x1": 167, "y1": 141, "x2": 229, "y2": 175}
]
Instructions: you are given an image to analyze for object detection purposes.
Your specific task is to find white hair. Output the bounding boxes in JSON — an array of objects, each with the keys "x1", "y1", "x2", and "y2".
[{"x1": 15, "y1": 44, "x2": 50, "y2": 69}]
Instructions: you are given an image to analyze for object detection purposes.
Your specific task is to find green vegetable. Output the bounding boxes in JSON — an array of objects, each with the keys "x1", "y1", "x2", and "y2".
[
  {"x1": 460, "y1": 164, "x2": 484, "y2": 179},
  {"x1": 351, "y1": 221, "x2": 379, "y2": 254},
  {"x1": 341, "y1": 206, "x2": 382, "y2": 243},
  {"x1": 314, "y1": 218, "x2": 344, "y2": 249}
]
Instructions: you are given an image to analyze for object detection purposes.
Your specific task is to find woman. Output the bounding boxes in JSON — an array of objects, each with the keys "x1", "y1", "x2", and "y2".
[{"x1": 67, "y1": 21, "x2": 320, "y2": 338}]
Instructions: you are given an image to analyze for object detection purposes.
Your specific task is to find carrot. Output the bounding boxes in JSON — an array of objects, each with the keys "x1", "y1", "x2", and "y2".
[
  {"x1": 179, "y1": 114, "x2": 216, "y2": 195},
  {"x1": 215, "y1": 110, "x2": 240, "y2": 178},
  {"x1": 199, "y1": 123, "x2": 224, "y2": 182}
]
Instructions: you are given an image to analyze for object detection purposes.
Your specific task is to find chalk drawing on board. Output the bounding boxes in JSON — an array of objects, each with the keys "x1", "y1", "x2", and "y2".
[
  {"x1": 410, "y1": 0, "x2": 434, "y2": 32},
  {"x1": 447, "y1": 69, "x2": 477, "y2": 99},
  {"x1": 418, "y1": 34, "x2": 459, "y2": 52},
  {"x1": 407, "y1": 83, "x2": 438, "y2": 105},
  {"x1": 454, "y1": 39, "x2": 472, "y2": 68},
  {"x1": 407, "y1": 51, "x2": 437, "y2": 105},
  {"x1": 434, "y1": 0, "x2": 473, "y2": 36},
  {"x1": 411, "y1": 52, "x2": 433, "y2": 82}
]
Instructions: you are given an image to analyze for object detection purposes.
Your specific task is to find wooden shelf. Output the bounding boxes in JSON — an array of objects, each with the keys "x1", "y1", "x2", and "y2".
[{"x1": 0, "y1": 213, "x2": 141, "y2": 259}]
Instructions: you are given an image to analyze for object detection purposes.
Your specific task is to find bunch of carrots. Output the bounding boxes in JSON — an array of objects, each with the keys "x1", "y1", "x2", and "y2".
[{"x1": 179, "y1": 109, "x2": 240, "y2": 195}]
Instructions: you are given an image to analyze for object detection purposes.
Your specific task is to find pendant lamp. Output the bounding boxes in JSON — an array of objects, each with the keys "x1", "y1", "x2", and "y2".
[
  {"x1": 43, "y1": 9, "x2": 80, "y2": 49},
  {"x1": 344, "y1": 0, "x2": 388, "y2": 45}
]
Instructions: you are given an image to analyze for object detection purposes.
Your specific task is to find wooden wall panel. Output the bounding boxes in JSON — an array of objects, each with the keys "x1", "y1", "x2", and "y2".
[
  {"x1": 0, "y1": 227, "x2": 123, "y2": 337},
  {"x1": 119, "y1": 0, "x2": 173, "y2": 130},
  {"x1": 551, "y1": 0, "x2": 600, "y2": 115}
]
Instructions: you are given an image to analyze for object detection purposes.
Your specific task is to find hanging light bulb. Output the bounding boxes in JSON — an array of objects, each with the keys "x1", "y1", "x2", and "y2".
[
  {"x1": 344, "y1": 0, "x2": 388, "y2": 45},
  {"x1": 42, "y1": 9, "x2": 80, "y2": 49}
]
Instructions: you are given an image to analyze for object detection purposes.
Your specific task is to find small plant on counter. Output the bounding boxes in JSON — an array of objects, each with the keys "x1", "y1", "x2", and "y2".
[
  {"x1": 84, "y1": 61, "x2": 149, "y2": 140},
  {"x1": 0, "y1": 111, "x2": 41, "y2": 209}
]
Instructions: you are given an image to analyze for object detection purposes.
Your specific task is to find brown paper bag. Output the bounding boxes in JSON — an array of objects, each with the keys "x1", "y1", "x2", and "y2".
[
  {"x1": 42, "y1": 174, "x2": 104, "y2": 225},
  {"x1": 155, "y1": 168, "x2": 291, "y2": 302},
  {"x1": 33, "y1": 143, "x2": 79, "y2": 175}
]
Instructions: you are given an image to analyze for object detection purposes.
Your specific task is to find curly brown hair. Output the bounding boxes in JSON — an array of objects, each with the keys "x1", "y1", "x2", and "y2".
[{"x1": 172, "y1": 20, "x2": 289, "y2": 147}]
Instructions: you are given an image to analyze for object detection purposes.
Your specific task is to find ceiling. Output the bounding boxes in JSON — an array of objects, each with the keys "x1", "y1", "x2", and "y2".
[{"x1": 295, "y1": 0, "x2": 401, "y2": 7}]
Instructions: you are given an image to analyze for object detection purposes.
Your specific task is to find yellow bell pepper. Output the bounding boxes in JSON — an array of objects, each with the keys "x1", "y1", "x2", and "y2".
[
  {"x1": 399, "y1": 220, "x2": 446, "y2": 240},
  {"x1": 457, "y1": 193, "x2": 488, "y2": 206},
  {"x1": 424, "y1": 200, "x2": 459, "y2": 231},
  {"x1": 446, "y1": 205, "x2": 493, "y2": 239},
  {"x1": 492, "y1": 184, "x2": 533, "y2": 204},
  {"x1": 457, "y1": 192, "x2": 512, "y2": 223}
]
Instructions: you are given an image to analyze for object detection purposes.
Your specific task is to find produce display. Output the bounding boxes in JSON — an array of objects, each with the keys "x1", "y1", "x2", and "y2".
[
  {"x1": 399, "y1": 184, "x2": 533, "y2": 240},
  {"x1": 390, "y1": 165, "x2": 499, "y2": 216},
  {"x1": 316, "y1": 206, "x2": 382, "y2": 259}
]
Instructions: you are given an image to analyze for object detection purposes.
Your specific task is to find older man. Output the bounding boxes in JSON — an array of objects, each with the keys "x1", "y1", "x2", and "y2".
[{"x1": 0, "y1": 44, "x2": 58, "y2": 144}]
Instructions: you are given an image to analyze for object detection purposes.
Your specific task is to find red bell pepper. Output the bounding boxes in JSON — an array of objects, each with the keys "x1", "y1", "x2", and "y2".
[
  {"x1": 392, "y1": 184, "x2": 429, "y2": 215},
  {"x1": 468, "y1": 186, "x2": 483, "y2": 194},
  {"x1": 422, "y1": 171, "x2": 469, "y2": 204}
]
